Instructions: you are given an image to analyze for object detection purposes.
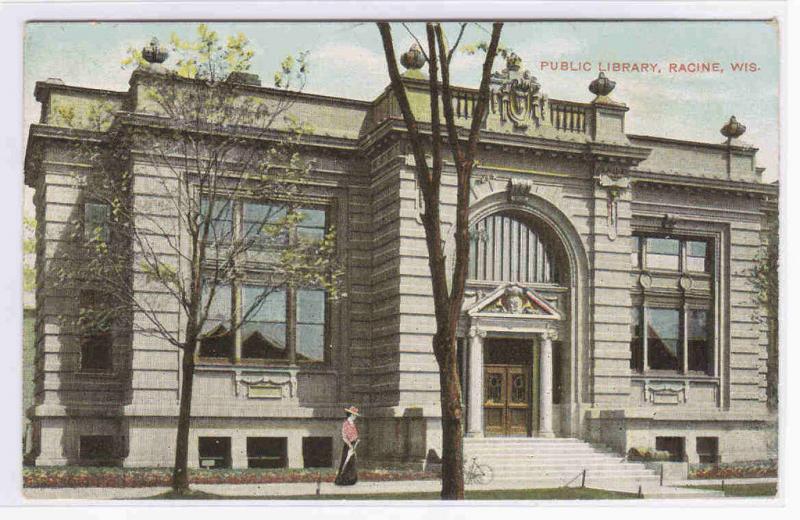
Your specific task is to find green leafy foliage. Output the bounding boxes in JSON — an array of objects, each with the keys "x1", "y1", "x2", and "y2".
[{"x1": 462, "y1": 41, "x2": 513, "y2": 60}]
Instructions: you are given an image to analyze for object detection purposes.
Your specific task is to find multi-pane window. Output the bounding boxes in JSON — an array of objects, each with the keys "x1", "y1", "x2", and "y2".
[
  {"x1": 198, "y1": 284, "x2": 233, "y2": 358},
  {"x1": 468, "y1": 212, "x2": 559, "y2": 283},
  {"x1": 243, "y1": 202, "x2": 287, "y2": 247},
  {"x1": 686, "y1": 240, "x2": 710, "y2": 273},
  {"x1": 84, "y1": 202, "x2": 110, "y2": 242},
  {"x1": 78, "y1": 290, "x2": 113, "y2": 371},
  {"x1": 632, "y1": 235, "x2": 710, "y2": 273},
  {"x1": 630, "y1": 307, "x2": 643, "y2": 371},
  {"x1": 631, "y1": 232, "x2": 715, "y2": 376},
  {"x1": 296, "y1": 289, "x2": 326, "y2": 361},
  {"x1": 198, "y1": 283, "x2": 327, "y2": 364},
  {"x1": 242, "y1": 286, "x2": 287, "y2": 360},
  {"x1": 647, "y1": 308, "x2": 681, "y2": 371},
  {"x1": 200, "y1": 197, "x2": 233, "y2": 242},
  {"x1": 630, "y1": 305, "x2": 713, "y2": 375},
  {"x1": 645, "y1": 237, "x2": 680, "y2": 270},
  {"x1": 687, "y1": 309, "x2": 711, "y2": 372},
  {"x1": 196, "y1": 198, "x2": 329, "y2": 364}
]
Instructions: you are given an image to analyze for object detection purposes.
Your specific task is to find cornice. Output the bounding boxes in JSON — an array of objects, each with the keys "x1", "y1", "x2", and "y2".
[
  {"x1": 34, "y1": 80, "x2": 127, "y2": 103},
  {"x1": 24, "y1": 124, "x2": 106, "y2": 187},
  {"x1": 629, "y1": 133, "x2": 758, "y2": 154},
  {"x1": 128, "y1": 68, "x2": 373, "y2": 110},
  {"x1": 115, "y1": 112, "x2": 361, "y2": 154},
  {"x1": 632, "y1": 169, "x2": 779, "y2": 198}
]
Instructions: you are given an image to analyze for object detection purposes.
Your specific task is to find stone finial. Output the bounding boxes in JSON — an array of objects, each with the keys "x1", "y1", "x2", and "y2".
[
  {"x1": 142, "y1": 37, "x2": 169, "y2": 64},
  {"x1": 720, "y1": 116, "x2": 746, "y2": 140},
  {"x1": 589, "y1": 72, "x2": 616, "y2": 97},
  {"x1": 400, "y1": 44, "x2": 426, "y2": 70}
]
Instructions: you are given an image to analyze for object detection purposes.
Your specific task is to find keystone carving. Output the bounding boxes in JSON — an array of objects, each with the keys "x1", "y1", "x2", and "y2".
[{"x1": 507, "y1": 178, "x2": 532, "y2": 203}]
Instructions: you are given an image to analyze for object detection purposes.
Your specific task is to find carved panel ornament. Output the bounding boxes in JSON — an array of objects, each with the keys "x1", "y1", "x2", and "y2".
[
  {"x1": 490, "y1": 53, "x2": 547, "y2": 130},
  {"x1": 595, "y1": 173, "x2": 631, "y2": 241},
  {"x1": 235, "y1": 372, "x2": 296, "y2": 399},
  {"x1": 646, "y1": 381, "x2": 687, "y2": 405}
]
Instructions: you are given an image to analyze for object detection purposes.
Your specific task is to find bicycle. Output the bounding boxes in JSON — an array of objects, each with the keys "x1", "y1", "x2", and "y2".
[{"x1": 464, "y1": 456, "x2": 494, "y2": 485}]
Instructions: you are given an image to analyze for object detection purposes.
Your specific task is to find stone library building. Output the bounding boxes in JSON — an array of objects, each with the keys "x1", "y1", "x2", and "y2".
[{"x1": 24, "y1": 44, "x2": 777, "y2": 483}]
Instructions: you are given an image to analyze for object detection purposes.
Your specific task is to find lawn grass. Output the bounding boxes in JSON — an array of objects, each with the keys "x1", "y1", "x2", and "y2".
[
  {"x1": 686, "y1": 483, "x2": 777, "y2": 497},
  {"x1": 150, "y1": 487, "x2": 638, "y2": 500}
]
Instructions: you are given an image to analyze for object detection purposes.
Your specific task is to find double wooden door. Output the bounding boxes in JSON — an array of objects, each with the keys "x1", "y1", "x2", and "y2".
[{"x1": 484, "y1": 364, "x2": 530, "y2": 436}]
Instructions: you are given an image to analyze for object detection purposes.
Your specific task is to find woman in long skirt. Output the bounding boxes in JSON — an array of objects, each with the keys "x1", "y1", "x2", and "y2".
[{"x1": 334, "y1": 406, "x2": 360, "y2": 486}]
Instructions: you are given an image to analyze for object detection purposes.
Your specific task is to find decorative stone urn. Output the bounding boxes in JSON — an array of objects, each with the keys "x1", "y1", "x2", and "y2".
[
  {"x1": 589, "y1": 71, "x2": 616, "y2": 97},
  {"x1": 720, "y1": 115, "x2": 746, "y2": 140},
  {"x1": 400, "y1": 44, "x2": 426, "y2": 70},
  {"x1": 142, "y1": 37, "x2": 169, "y2": 64}
]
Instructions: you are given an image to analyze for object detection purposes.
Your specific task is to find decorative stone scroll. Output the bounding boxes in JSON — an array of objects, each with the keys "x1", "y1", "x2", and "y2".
[{"x1": 595, "y1": 172, "x2": 631, "y2": 241}]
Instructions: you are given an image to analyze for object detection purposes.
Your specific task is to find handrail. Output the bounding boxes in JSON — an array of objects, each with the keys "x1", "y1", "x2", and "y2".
[{"x1": 562, "y1": 468, "x2": 587, "y2": 488}]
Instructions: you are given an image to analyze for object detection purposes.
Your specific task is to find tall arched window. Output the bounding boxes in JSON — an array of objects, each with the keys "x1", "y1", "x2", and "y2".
[{"x1": 468, "y1": 212, "x2": 560, "y2": 283}]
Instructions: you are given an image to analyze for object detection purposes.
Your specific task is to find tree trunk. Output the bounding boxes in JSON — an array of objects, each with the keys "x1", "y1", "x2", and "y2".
[
  {"x1": 436, "y1": 332, "x2": 465, "y2": 499},
  {"x1": 172, "y1": 344, "x2": 196, "y2": 493}
]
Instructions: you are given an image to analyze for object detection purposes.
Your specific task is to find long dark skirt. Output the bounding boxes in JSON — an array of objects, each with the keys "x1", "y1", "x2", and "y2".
[{"x1": 334, "y1": 442, "x2": 358, "y2": 486}]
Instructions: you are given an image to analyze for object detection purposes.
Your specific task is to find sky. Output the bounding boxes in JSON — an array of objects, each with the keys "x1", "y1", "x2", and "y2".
[{"x1": 23, "y1": 20, "x2": 780, "y2": 188}]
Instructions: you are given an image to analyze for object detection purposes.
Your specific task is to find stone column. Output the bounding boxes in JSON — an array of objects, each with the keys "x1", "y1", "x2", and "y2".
[
  {"x1": 467, "y1": 326, "x2": 486, "y2": 437},
  {"x1": 538, "y1": 329, "x2": 556, "y2": 438}
]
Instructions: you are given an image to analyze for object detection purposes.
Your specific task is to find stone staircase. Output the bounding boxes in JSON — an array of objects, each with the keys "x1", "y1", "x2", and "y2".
[{"x1": 463, "y1": 437, "x2": 661, "y2": 491}]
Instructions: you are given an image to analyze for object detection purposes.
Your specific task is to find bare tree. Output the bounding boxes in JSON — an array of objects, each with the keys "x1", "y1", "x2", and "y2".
[
  {"x1": 50, "y1": 25, "x2": 341, "y2": 494},
  {"x1": 377, "y1": 21, "x2": 502, "y2": 499}
]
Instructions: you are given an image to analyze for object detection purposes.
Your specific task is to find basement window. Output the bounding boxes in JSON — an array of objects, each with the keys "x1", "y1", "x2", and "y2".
[
  {"x1": 302, "y1": 437, "x2": 333, "y2": 468},
  {"x1": 198, "y1": 437, "x2": 231, "y2": 469},
  {"x1": 696, "y1": 437, "x2": 719, "y2": 464},
  {"x1": 656, "y1": 436, "x2": 686, "y2": 462},
  {"x1": 79, "y1": 435, "x2": 117, "y2": 466},
  {"x1": 247, "y1": 437, "x2": 287, "y2": 468}
]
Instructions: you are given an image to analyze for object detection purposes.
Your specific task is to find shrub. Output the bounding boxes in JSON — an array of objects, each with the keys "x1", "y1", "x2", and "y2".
[
  {"x1": 23, "y1": 466, "x2": 439, "y2": 488},
  {"x1": 688, "y1": 460, "x2": 777, "y2": 480},
  {"x1": 627, "y1": 447, "x2": 671, "y2": 462}
]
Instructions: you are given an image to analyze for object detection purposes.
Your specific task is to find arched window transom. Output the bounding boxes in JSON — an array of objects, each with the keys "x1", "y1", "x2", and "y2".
[{"x1": 468, "y1": 213, "x2": 560, "y2": 284}]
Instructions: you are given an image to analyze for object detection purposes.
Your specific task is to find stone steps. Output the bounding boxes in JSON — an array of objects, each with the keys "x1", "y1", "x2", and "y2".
[{"x1": 463, "y1": 437, "x2": 662, "y2": 490}]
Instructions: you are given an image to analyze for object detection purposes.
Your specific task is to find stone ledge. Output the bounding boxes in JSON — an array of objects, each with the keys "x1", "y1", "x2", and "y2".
[{"x1": 586, "y1": 408, "x2": 776, "y2": 423}]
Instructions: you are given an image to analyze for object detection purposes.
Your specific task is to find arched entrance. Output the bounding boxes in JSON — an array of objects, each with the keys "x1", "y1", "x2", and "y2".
[{"x1": 453, "y1": 191, "x2": 588, "y2": 438}]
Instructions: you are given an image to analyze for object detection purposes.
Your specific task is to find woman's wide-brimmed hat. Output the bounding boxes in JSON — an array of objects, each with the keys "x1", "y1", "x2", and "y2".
[{"x1": 344, "y1": 406, "x2": 360, "y2": 417}]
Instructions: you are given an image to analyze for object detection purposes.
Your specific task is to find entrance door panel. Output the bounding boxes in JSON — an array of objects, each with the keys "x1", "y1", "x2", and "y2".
[
  {"x1": 483, "y1": 367, "x2": 507, "y2": 436},
  {"x1": 484, "y1": 364, "x2": 530, "y2": 436},
  {"x1": 506, "y1": 367, "x2": 529, "y2": 435}
]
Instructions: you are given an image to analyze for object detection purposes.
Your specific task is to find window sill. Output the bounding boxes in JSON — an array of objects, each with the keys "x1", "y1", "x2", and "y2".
[
  {"x1": 76, "y1": 369, "x2": 117, "y2": 378},
  {"x1": 195, "y1": 359, "x2": 331, "y2": 371},
  {"x1": 631, "y1": 372, "x2": 718, "y2": 381},
  {"x1": 635, "y1": 268, "x2": 712, "y2": 277}
]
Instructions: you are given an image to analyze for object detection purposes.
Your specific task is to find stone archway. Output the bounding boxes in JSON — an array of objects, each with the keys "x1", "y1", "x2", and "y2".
[{"x1": 449, "y1": 185, "x2": 591, "y2": 437}]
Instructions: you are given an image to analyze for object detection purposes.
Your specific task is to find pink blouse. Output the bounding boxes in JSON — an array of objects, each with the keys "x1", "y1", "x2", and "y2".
[{"x1": 342, "y1": 420, "x2": 359, "y2": 444}]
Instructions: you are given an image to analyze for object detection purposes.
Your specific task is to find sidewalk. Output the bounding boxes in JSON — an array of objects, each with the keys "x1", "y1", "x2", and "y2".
[{"x1": 22, "y1": 477, "x2": 776, "y2": 501}]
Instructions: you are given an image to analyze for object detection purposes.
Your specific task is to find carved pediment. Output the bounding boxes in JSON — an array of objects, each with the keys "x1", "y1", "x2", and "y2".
[{"x1": 466, "y1": 284, "x2": 561, "y2": 320}]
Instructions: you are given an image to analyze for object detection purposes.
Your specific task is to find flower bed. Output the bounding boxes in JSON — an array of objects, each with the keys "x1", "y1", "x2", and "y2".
[
  {"x1": 23, "y1": 466, "x2": 439, "y2": 488},
  {"x1": 688, "y1": 460, "x2": 777, "y2": 480}
]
